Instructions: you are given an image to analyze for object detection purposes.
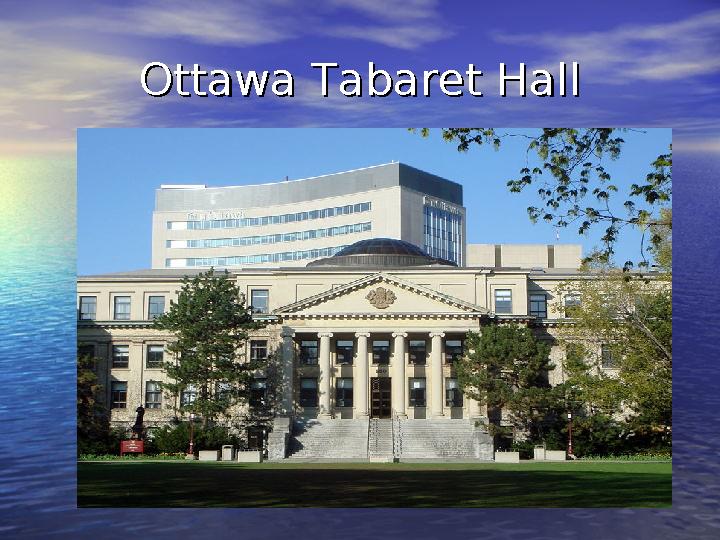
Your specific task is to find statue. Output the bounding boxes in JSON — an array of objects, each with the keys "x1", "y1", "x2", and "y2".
[{"x1": 131, "y1": 405, "x2": 145, "y2": 439}]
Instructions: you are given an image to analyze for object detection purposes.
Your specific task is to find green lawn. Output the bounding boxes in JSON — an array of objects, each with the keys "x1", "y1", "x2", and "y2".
[{"x1": 77, "y1": 461, "x2": 671, "y2": 508}]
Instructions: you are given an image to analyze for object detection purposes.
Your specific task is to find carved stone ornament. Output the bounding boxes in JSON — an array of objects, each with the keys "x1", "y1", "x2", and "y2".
[{"x1": 366, "y1": 286, "x2": 396, "y2": 309}]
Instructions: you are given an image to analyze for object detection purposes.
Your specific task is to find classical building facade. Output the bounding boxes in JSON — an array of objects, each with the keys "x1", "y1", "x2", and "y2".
[
  {"x1": 79, "y1": 163, "x2": 603, "y2": 459},
  {"x1": 77, "y1": 238, "x2": 600, "y2": 433}
]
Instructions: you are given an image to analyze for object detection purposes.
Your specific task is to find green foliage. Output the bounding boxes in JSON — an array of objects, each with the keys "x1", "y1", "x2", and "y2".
[
  {"x1": 414, "y1": 128, "x2": 672, "y2": 268},
  {"x1": 153, "y1": 268, "x2": 265, "y2": 425},
  {"x1": 77, "y1": 350, "x2": 114, "y2": 455},
  {"x1": 570, "y1": 414, "x2": 628, "y2": 457},
  {"x1": 456, "y1": 324, "x2": 559, "y2": 445},
  {"x1": 151, "y1": 422, "x2": 241, "y2": 454},
  {"x1": 556, "y1": 269, "x2": 671, "y2": 437},
  {"x1": 79, "y1": 453, "x2": 187, "y2": 461}
]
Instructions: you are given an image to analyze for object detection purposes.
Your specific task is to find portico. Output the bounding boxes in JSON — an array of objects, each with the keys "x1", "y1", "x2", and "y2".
[{"x1": 275, "y1": 272, "x2": 488, "y2": 421}]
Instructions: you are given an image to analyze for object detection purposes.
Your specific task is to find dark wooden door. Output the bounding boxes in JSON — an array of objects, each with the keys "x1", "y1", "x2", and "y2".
[{"x1": 370, "y1": 377, "x2": 391, "y2": 418}]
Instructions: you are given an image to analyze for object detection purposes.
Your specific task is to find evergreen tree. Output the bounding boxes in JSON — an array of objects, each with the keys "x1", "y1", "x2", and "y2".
[
  {"x1": 455, "y1": 324, "x2": 557, "y2": 446},
  {"x1": 153, "y1": 268, "x2": 264, "y2": 427},
  {"x1": 77, "y1": 349, "x2": 111, "y2": 455}
]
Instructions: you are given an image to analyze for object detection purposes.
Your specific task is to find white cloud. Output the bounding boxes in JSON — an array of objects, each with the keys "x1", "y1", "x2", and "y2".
[{"x1": 493, "y1": 9, "x2": 720, "y2": 83}]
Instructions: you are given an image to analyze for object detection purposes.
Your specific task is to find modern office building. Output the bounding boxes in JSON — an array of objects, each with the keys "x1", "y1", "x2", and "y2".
[
  {"x1": 78, "y1": 162, "x2": 598, "y2": 461},
  {"x1": 153, "y1": 162, "x2": 466, "y2": 269}
]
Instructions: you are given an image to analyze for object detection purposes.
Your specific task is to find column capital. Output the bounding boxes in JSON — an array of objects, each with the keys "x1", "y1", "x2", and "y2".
[
  {"x1": 318, "y1": 332, "x2": 334, "y2": 338},
  {"x1": 429, "y1": 332, "x2": 446, "y2": 339},
  {"x1": 392, "y1": 332, "x2": 408, "y2": 338},
  {"x1": 354, "y1": 332, "x2": 371, "y2": 338},
  {"x1": 281, "y1": 330, "x2": 295, "y2": 339}
]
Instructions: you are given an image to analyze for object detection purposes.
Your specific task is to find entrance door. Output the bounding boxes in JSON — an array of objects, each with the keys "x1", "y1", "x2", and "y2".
[{"x1": 370, "y1": 377, "x2": 391, "y2": 418}]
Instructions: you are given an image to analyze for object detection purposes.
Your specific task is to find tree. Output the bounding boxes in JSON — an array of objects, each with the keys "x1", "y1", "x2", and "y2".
[
  {"x1": 153, "y1": 268, "x2": 264, "y2": 428},
  {"x1": 455, "y1": 324, "x2": 559, "y2": 447},
  {"x1": 414, "y1": 128, "x2": 672, "y2": 268},
  {"x1": 555, "y1": 267, "x2": 672, "y2": 448},
  {"x1": 77, "y1": 348, "x2": 112, "y2": 455}
]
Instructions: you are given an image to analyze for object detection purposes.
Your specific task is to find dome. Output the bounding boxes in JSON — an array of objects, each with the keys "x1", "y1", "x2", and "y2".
[{"x1": 307, "y1": 238, "x2": 456, "y2": 268}]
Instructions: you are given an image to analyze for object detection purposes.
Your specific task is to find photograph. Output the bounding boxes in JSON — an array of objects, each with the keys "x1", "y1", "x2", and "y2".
[{"x1": 75, "y1": 128, "x2": 671, "y2": 507}]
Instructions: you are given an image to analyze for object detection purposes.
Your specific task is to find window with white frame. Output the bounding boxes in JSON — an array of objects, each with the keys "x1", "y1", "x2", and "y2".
[
  {"x1": 147, "y1": 296, "x2": 165, "y2": 319},
  {"x1": 494, "y1": 289, "x2": 512, "y2": 314},
  {"x1": 112, "y1": 345, "x2": 129, "y2": 368},
  {"x1": 146, "y1": 345, "x2": 164, "y2": 368},
  {"x1": 145, "y1": 381, "x2": 162, "y2": 409},
  {"x1": 113, "y1": 296, "x2": 131, "y2": 320},
  {"x1": 250, "y1": 289, "x2": 269, "y2": 314}
]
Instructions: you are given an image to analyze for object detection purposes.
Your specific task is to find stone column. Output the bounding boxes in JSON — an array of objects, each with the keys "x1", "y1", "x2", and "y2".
[
  {"x1": 430, "y1": 332, "x2": 446, "y2": 418},
  {"x1": 392, "y1": 332, "x2": 408, "y2": 418},
  {"x1": 354, "y1": 332, "x2": 370, "y2": 418},
  {"x1": 467, "y1": 397, "x2": 482, "y2": 419},
  {"x1": 318, "y1": 332, "x2": 333, "y2": 418},
  {"x1": 280, "y1": 330, "x2": 295, "y2": 416}
]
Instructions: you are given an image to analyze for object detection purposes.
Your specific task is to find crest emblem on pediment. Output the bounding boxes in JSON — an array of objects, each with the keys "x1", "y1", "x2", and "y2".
[{"x1": 366, "y1": 286, "x2": 396, "y2": 309}]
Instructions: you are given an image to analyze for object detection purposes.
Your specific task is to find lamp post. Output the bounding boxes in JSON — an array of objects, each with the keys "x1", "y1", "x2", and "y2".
[
  {"x1": 567, "y1": 411, "x2": 573, "y2": 457},
  {"x1": 188, "y1": 413, "x2": 196, "y2": 457}
]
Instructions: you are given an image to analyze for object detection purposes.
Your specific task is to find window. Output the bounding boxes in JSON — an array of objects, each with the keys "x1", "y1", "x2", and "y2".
[
  {"x1": 335, "y1": 378, "x2": 353, "y2": 407},
  {"x1": 146, "y1": 345, "x2": 164, "y2": 368},
  {"x1": 79, "y1": 296, "x2": 96, "y2": 320},
  {"x1": 372, "y1": 340, "x2": 390, "y2": 364},
  {"x1": 216, "y1": 381, "x2": 232, "y2": 401},
  {"x1": 601, "y1": 344, "x2": 616, "y2": 368},
  {"x1": 181, "y1": 384, "x2": 197, "y2": 406},
  {"x1": 409, "y1": 378, "x2": 426, "y2": 407},
  {"x1": 250, "y1": 340, "x2": 268, "y2": 362},
  {"x1": 335, "y1": 340, "x2": 354, "y2": 364},
  {"x1": 564, "y1": 293, "x2": 581, "y2": 317},
  {"x1": 145, "y1": 381, "x2": 162, "y2": 409},
  {"x1": 445, "y1": 339, "x2": 464, "y2": 364},
  {"x1": 299, "y1": 378, "x2": 318, "y2": 407},
  {"x1": 300, "y1": 340, "x2": 318, "y2": 365},
  {"x1": 111, "y1": 381, "x2": 127, "y2": 409},
  {"x1": 446, "y1": 378, "x2": 463, "y2": 407},
  {"x1": 112, "y1": 345, "x2": 129, "y2": 368},
  {"x1": 147, "y1": 296, "x2": 165, "y2": 319},
  {"x1": 250, "y1": 379, "x2": 268, "y2": 407},
  {"x1": 113, "y1": 296, "x2": 131, "y2": 320},
  {"x1": 529, "y1": 294, "x2": 547, "y2": 318},
  {"x1": 250, "y1": 289, "x2": 269, "y2": 314},
  {"x1": 409, "y1": 340, "x2": 427, "y2": 364},
  {"x1": 494, "y1": 289, "x2": 512, "y2": 314}
]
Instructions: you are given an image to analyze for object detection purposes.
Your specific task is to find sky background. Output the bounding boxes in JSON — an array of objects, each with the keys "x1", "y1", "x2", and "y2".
[
  {"x1": 78, "y1": 128, "x2": 671, "y2": 274},
  {"x1": 2, "y1": 1, "x2": 719, "y2": 537},
  {"x1": 0, "y1": 1, "x2": 717, "y2": 155}
]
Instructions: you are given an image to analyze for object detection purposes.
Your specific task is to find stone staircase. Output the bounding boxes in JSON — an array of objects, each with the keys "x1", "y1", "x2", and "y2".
[
  {"x1": 396, "y1": 419, "x2": 493, "y2": 461},
  {"x1": 368, "y1": 418, "x2": 394, "y2": 462},
  {"x1": 287, "y1": 418, "x2": 369, "y2": 460}
]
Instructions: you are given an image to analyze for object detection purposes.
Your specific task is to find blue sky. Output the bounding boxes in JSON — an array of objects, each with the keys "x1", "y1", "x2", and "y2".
[
  {"x1": 78, "y1": 128, "x2": 670, "y2": 274},
  {"x1": 0, "y1": 1, "x2": 717, "y2": 155}
]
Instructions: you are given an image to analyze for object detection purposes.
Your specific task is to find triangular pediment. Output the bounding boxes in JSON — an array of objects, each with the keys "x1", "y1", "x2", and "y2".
[{"x1": 274, "y1": 273, "x2": 488, "y2": 318}]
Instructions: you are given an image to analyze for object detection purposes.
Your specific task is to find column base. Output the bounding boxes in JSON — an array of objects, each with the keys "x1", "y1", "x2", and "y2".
[
  {"x1": 394, "y1": 413, "x2": 408, "y2": 419},
  {"x1": 317, "y1": 412, "x2": 334, "y2": 419},
  {"x1": 431, "y1": 412, "x2": 446, "y2": 419}
]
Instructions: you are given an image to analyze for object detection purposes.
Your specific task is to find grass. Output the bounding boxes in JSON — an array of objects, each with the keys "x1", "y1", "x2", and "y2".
[{"x1": 77, "y1": 461, "x2": 671, "y2": 508}]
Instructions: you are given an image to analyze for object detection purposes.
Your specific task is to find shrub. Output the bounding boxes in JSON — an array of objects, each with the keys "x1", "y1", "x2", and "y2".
[{"x1": 151, "y1": 422, "x2": 241, "y2": 454}]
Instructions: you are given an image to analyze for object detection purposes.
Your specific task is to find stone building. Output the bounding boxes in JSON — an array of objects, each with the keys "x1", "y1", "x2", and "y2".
[{"x1": 78, "y1": 163, "x2": 603, "y2": 460}]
